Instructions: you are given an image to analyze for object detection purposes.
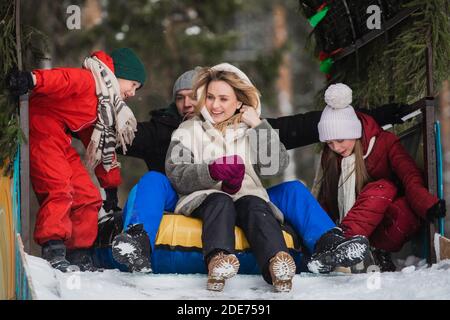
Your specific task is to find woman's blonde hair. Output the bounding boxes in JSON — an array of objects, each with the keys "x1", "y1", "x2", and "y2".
[
  {"x1": 192, "y1": 67, "x2": 260, "y2": 133},
  {"x1": 317, "y1": 139, "x2": 371, "y2": 222}
]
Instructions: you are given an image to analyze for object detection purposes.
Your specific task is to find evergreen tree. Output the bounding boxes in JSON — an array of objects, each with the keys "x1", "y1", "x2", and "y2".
[
  {"x1": 0, "y1": 1, "x2": 20, "y2": 176},
  {"x1": 299, "y1": 0, "x2": 450, "y2": 108},
  {"x1": 0, "y1": 0, "x2": 45, "y2": 176}
]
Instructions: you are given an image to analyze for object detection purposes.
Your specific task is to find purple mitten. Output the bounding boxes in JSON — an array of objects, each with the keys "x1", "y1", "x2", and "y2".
[{"x1": 208, "y1": 155, "x2": 245, "y2": 194}]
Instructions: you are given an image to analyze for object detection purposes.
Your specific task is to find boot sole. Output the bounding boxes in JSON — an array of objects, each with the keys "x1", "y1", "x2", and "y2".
[
  {"x1": 207, "y1": 255, "x2": 240, "y2": 292},
  {"x1": 269, "y1": 252, "x2": 296, "y2": 292},
  {"x1": 112, "y1": 234, "x2": 152, "y2": 273},
  {"x1": 308, "y1": 236, "x2": 369, "y2": 274}
]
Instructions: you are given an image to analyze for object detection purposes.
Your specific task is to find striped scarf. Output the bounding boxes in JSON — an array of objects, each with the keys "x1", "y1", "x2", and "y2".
[{"x1": 83, "y1": 56, "x2": 137, "y2": 172}]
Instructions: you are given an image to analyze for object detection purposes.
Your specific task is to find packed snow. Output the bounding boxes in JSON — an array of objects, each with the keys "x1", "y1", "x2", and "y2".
[{"x1": 25, "y1": 253, "x2": 450, "y2": 300}]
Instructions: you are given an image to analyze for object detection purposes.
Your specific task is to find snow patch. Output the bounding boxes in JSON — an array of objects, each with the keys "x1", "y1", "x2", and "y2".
[
  {"x1": 25, "y1": 254, "x2": 450, "y2": 300},
  {"x1": 116, "y1": 243, "x2": 137, "y2": 255},
  {"x1": 306, "y1": 260, "x2": 323, "y2": 274},
  {"x1": 401, "y1": 265, "x2": 416, "y2": 274}
]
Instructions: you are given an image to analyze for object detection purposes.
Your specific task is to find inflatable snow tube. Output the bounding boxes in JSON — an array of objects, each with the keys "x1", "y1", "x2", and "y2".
[
  {"x1": 95, "y1": 213, "x2": 307, "y2": 274},
  {"x1": 94, "y1": 177, "x2": 308, "y2": 274},
  {"x1": 151, "y1": 213, "x2": 306, "y2": 274}
]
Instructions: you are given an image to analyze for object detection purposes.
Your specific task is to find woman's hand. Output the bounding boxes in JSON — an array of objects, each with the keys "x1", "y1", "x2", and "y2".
[{"x1": 240, "y1": 105, "x2": 262, "y2": 128}]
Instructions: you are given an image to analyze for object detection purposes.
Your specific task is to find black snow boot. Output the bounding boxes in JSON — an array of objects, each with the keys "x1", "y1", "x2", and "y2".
[
  {"x1": 307, "y1": 227, "x2": 370, "y2": 274},
  {"x1": 111, "y1": 224, "x2": 152, "y2": 273},
  {"x1": 372, "y1": 248, "x2": 397, "y2": 272},
  {"x1": 41, "y1": 240, "x2": 71, "y2": 272},
  {"x1": 348, "y1": 248, "x2": 376, "y2": 274},
  {"x1": 66, "y1": 248, "x2": 102, "y2": 272},
  {"x1": 95, "y1": 211, "x2": 124, "y2": 248}
]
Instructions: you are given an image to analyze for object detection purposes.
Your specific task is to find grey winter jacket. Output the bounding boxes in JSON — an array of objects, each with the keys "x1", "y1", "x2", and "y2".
[{"x1": 165, "y1": 117, "x2": 289, "y2": 222}]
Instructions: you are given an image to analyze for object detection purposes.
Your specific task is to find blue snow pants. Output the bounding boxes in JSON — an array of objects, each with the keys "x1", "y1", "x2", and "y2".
[{"x1": 124, "y1": 171, "x2": 335, "y2": 254}]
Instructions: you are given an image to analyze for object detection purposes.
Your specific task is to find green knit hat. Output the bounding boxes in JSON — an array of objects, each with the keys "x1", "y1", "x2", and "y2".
[{"x1": 111, "y1": 48, "x2": 147, "y2": 88}]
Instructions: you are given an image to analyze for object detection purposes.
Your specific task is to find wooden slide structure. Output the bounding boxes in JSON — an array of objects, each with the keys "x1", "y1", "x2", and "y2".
[{"x1": 0, "y1": 155, "x2": 35, "y2": 300}]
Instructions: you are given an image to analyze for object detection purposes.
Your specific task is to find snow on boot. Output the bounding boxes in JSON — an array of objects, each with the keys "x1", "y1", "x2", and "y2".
[
  {"x1": 111, "y1": 224, "x2": 152, "y2": 273},
  {"x1": 307, "y1": 227, "x2": 369, "y2": 274},
  {"x1": 66, "y1": 248, "x2": 102, "y2": 272},
  {"x1": 372, "y1": 248, "x2": 397, "y2": 272},
  {"x1": 269, "y1": 251, "x2": 296, "y2": 292},
  {"x1": 41, "y1": 240, "x2": 71, "y2": 272},
  {"x1": 207, "y1": 252, "x2": 240, "y2": 292}
]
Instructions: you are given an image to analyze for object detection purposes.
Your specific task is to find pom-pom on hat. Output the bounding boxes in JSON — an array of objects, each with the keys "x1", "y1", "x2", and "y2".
[{"x1": 318, "y1": 83, "x2": 362, "y2": 142}]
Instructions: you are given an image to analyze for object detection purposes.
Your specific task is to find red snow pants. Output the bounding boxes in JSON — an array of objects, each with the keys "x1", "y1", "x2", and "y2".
[
  {"x1": 30, "y1": 114, "x2": 102, "y2": 249},
  {"x1": 341, "y1": 179, "x2": 422, "y2": 252}
]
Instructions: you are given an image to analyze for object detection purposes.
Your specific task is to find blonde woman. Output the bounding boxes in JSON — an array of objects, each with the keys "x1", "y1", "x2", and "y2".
[{"x1": 165, "y1": 63, "x2": 296, "y2": 292}]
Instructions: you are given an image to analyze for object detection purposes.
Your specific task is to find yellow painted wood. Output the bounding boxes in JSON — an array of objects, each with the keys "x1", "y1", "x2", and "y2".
[{"x1": 0, "y1": 167, "x2": 16, "y2": 300}]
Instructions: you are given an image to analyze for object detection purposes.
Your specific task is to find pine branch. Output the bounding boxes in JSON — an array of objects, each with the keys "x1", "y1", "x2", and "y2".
[
  {"x1": 298, "y1": 0, "x2": 450, "y2": 108},
  {"x1": 0, "y1": 1, "x2": 45, "y2": 176}
]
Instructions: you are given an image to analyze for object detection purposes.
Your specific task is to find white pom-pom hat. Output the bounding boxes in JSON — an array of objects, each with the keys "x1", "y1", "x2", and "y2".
[{"x1": 318, "y1": 83, "x2": 362, "y2": 142}]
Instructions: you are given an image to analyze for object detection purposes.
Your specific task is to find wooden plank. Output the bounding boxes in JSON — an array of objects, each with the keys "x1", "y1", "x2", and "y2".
[
  {"x1": 440, "y1": 80, "x2": 450, "y2": 233},
  {"x1": 333, "y1": 6, "x2": 419, "y2": 62},
  {"x1": 15, "y1": 234, "x2": 36, "y2": 300},
  {"x1": 15, "y1": 0, "x2": 30, "y2": 253},
  {"x1": 423, "y1": 100, "x2": 437, "y2": 265},
  {"x1": 424, "y1": 42, "x2": 437, "y2": 265},
  {"x1": 0, "y1": 169, "x2": 15, "y2": 300}
]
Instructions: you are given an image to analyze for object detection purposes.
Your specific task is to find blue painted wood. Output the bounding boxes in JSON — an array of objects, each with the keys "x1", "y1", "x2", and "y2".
[
  {"x1": 435, "y1": 121, "x2": 445, "y2": 236},
  {"x1": 13, "y1": 147, "x2": 34, "y2": 300}
]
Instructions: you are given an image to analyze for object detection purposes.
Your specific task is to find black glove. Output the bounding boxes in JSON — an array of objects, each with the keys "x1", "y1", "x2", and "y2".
[
  {"x1": 6, "y1": 69, "x2": 35, "y2": 96},
  {"x1": 426, "y1": 199, "x2": 446, "y2": 222},
  {"x1": 363, "y1": 103, "x2": 408, "y2": 126},
  {"x1": 103, "y1": 188, "x2": 121, "y2": 212},
  {"x1": 96, "y1": 188, "x2": 123, "y2": 248}
]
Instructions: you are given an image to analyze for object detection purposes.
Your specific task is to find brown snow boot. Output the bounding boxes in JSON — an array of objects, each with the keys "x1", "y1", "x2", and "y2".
[
  {"x1": 206, "y1": 252, "x2": 240, "y2": 292},
  {"x1": 269, "y1": 251, "x2": 296, "y2": 292}
]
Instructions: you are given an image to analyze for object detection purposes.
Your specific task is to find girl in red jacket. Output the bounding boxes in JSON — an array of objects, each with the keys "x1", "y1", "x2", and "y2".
[
  {"x1": 314, "y1": 83, "x2": 445, "y2": 271},
  {"x1": 7, "y1": 48, "x2": 147, "y2": 272}
]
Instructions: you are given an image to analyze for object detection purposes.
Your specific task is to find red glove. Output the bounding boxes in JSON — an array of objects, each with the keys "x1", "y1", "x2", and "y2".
[{"x1": 208, "y1": 155, "x2": 245, "y2": 194}]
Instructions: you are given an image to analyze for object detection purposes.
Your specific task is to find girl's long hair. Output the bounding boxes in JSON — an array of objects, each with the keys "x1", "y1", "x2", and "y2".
[
  {"x1": 317, "y1": 139, "x2": 372, "y2": 222},
  {"x1": 192, "y1": 67, "x2": 260, "y2": 133}
]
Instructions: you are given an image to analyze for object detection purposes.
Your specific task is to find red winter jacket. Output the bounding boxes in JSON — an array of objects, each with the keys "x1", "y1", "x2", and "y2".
[
  {"x1": 356, "y1": 112, "x2": 438, "y2": 220},
  {"x1": 29, "y1": 51, "x2": 121, "y2": 188}
]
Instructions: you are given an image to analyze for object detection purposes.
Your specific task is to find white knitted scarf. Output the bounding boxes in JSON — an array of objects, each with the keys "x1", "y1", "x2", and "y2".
[
  {"x1": 337, "y1": 154, "x2": 356, "y2": 221},
  {"x1": 82, "y1": 56, "x2": 137, "y2": 172},
  {"x1": 337, "y1": 137, "x2": 376, "y2": 221}
]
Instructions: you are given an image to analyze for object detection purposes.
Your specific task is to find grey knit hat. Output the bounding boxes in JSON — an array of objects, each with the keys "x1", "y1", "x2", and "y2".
[{"x1": 172, "y1": 68, "x2": 199, "y2": 100}]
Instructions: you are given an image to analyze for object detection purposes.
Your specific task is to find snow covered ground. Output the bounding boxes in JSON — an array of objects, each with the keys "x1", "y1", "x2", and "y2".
[{"x1": 26, "y1": 254, "x2": 450, "y2": 300}]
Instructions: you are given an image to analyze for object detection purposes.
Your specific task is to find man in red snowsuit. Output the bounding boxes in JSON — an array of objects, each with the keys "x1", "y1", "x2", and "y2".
[{"x1": 7, "y1": 48, "x2": 147, "y2": 272}]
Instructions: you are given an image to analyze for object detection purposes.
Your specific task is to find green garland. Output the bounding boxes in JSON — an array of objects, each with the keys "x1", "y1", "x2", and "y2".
[
  {"x1": 300, "y1": 0, "x2": 450, "y2": 109},
  {"x1": 0, "y1": 1, "x2": 45, "y2": 176},
  {"x1": 386, "y1": 0, "x2": 450, "y2": 103},
  {"x1": 0, "y1": 1, "x2": 20, "y2": 176}
]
